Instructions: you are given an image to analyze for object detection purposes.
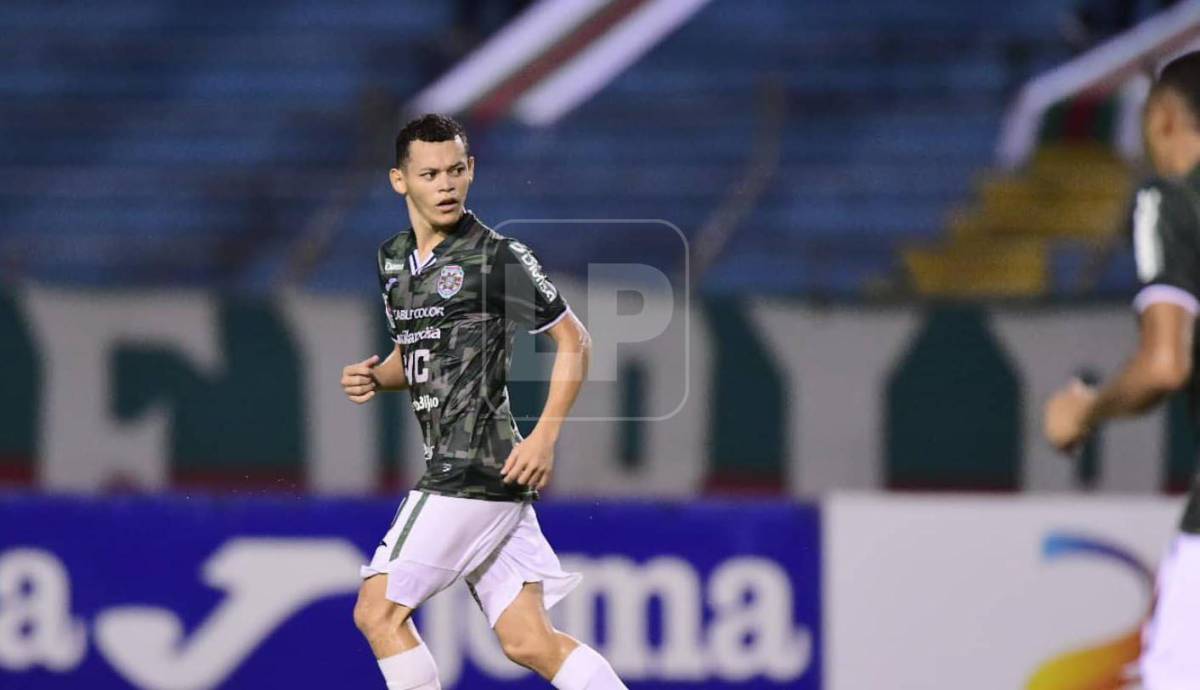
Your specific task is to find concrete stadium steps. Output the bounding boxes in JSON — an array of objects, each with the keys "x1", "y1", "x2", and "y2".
[
  {"x1": 948, "y1": 192, "x2": 1126, "y2": 240},
  {"x1": 902, "y1": 144, "x2": 1133, "y2": 298},
  {"x1": 956, "y1": 146, "x2": 1131, "y2": 242},
  {"x1": 905, "y1": 237, "x2": 1050, "y2": 297}
]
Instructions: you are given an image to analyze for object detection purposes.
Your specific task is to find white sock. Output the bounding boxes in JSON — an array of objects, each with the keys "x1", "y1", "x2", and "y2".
[
  {"x1": 551, "y1": 645, "x2": 627, "y2": 690},
  {"x1": 377, "y1": 643, "x2": 441, "y2": 689}
]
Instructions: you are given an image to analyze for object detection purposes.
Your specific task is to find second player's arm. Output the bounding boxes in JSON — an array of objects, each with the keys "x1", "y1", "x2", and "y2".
[
  {"x1": 1045, "y1": 302, "x2": 1193, "y2": 450},
  {"x1": 1085, "y1": 302, "x2": 1193, "y2": 425}
]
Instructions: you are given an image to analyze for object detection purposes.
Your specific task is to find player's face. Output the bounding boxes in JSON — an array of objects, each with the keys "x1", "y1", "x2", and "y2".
[{"x1": 390, "y1": 137, "x2": 474, "y2": 230}]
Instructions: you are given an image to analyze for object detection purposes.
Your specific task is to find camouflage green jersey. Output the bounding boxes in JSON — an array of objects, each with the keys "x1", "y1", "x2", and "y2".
[
  {"x1": 377, "y1": 211, "x2": 569, "y2": 502},
  {"x1": 1127, "y1": 166, "x2": 1200, "y2": 533}
]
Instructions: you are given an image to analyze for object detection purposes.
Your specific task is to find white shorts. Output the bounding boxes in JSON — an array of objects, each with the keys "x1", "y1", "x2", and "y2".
[
  {"x1": 360, "y1": 490, "x2": 582, "y2": 627},
  {"x1": 1141, "y1": 533, "x2": 1200, "y2": 689}
]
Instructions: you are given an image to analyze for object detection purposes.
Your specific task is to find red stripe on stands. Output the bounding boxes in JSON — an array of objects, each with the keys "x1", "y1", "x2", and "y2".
[
  {"x1": 172, "y1": 467, "x2": 307, "y2": 493},
  {"x1": 380, "y1": 462, "x2": 408, "y2": 494},
  {"x1": 470, "y1": 0, "x2": 650, "y2": 123},
  {"x1": 1164, "y1": 479, "x2": 1194, "y2": 494},
  {"x1": 703, "y1": 470, "x2": 785, "y2": 496},
  {"x1": 0, "y1": 457, "x2": 33, "y2": 485},
  {"x1": 887, "y1": 482, "x2": 1018, "y2": 493},
  {"x1": 1063, "y1": 97, "x2": 1099, "y2": 140}
]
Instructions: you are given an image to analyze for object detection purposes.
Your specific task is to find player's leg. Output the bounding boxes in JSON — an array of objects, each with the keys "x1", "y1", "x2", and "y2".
[
  {"x1": 356, "y1": 491, "x2": 454, "y2": 689},
  {"x1": 492, "y1": 582, "x2": 627, "y2": 689},
  {"x1": 1140, "y1": 533, "x2": 1200, "y2": 688},
  {"x1": 467, "y1": 504, "x2": 626, "y2": 688},
  {"x1": 353, "y1": 575, "x2": 441, "y2": 690},
  {"x1": 490, "y1": 582, "x2": 574, "y2": 675},
  {"x1": 357, "y1": 491, "x2": 527, "y2": 688},
  {"x1": 353, "y1": 574, "x2": 421, "y2": 656}
]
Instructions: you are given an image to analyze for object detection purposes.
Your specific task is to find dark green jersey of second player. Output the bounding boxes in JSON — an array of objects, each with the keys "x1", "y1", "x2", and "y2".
[
  {"x1": 1128, "y1": 165, "x2": 1200, "y2": 533},
  {"x1": 377, "y1": 211, "x2": 569, "y2": 502}
]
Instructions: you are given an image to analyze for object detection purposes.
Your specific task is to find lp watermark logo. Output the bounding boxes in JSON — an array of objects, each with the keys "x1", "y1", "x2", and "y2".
[{"x1": 493, "y1": 219, "x2": 690, "y2": 422}]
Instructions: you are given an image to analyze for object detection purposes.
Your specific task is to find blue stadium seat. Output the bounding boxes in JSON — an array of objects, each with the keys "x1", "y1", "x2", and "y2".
[{"x1": 0, "y1": 0, "x2": 1074, "y2": 295}]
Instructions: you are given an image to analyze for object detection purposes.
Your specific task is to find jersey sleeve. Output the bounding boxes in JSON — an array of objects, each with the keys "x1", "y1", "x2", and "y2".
[
  {"x1": 487, "y1": 238, "x2": 569, "y2": 333},
  {"x1": 377, "y1": 247, "x2": 400, "y2": 341},
  {"x1": 1130, "y1": 180, "x2": 1200, "y2": 316}
]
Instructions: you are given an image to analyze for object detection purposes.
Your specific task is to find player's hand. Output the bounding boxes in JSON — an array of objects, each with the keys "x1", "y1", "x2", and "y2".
[
  {"x1": 1043, "y1": 378, "x2": 1097, "y2": 454},
  {"x1": 341, "y1": 355, "x2": 381, "y2": 404},
  {"x1": 500, "y1": 430, "x2": 556, "y2": 490}
]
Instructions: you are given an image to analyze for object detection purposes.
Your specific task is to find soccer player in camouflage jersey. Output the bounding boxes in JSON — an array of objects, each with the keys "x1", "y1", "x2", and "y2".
[
  {"x1": 343, "y1": 114, "x2": 628, "y2": 690},
  {"x1": 1044, "y1": 52, "x2": 1200, "y2": 688},
  {"x1": 374, "y1": 209, "x2": 569, "y2": 502}
]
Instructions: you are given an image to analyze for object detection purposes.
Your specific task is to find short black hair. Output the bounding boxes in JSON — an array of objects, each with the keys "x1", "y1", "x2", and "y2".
[
  {"x1": 1156, "y1": 51, "x2": 1200, "y2": 117},
  {"x1": 394, "y1": 113, "x2": 469, "y2": 169}
]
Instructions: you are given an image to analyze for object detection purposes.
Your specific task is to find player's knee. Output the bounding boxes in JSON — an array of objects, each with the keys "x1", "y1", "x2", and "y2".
[
  {"x1": 353, "y1": 587, "x2": 405, "y2": 638},
  {"x1": 500, "y1": 633, "x2": 557, "y2": 673},
  {"x1": 352, "y1": 595, "x2": 380, "y2": 636}
]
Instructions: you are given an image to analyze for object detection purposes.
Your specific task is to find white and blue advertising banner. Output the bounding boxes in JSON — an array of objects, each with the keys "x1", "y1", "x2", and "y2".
[
  {"x1": 0, "y1": 496, "x2": 822, "y2": 690},
  {"x1": 824, "y1": 494, "x2": 1182, "y2": 690}
]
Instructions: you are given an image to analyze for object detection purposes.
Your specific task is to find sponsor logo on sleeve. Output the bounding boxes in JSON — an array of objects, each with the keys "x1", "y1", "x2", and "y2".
[{"x1": 508, "y1": 242, "x2": 558, "y2": 302}]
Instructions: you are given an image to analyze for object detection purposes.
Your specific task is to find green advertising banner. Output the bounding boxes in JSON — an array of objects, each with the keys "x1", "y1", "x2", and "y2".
[{"x1": 1, "y1": 287, "x2": 1193, "y2": 496}]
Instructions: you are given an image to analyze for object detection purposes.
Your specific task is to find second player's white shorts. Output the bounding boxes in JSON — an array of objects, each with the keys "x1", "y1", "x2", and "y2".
[
  {"x1": 1140, "y1": 532, "x2": 1200, "y2": 689},
  {"x1": 360, "y1": 490, "x2": 581, "y2": 627}
]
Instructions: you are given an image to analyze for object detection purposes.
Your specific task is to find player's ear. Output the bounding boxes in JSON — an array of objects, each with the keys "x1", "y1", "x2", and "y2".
[
  {"x1": 1159, "y1": 89, "x2": 1189, "y2": 140},
  {"x1": 466, "y1": 156, "x2": 475, "y2": 183},
  {"x1": 1144, "y1": 94, "x2": 1169, "y2": 146},
  {"x1": 389, "y1": 167, "x2": 407, "y2": 196}
]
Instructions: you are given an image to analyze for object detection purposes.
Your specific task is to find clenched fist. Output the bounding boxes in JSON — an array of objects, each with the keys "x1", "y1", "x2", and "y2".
[
  {"x1": 342, "y1": 354, "x2": 381, "y2": 404},
  {"x1": 1043, "y1": 378, "x2": 1097, "y2": 454},
  {"x1": 500, "y1": 428, "x2": 557, "y2": 490}
]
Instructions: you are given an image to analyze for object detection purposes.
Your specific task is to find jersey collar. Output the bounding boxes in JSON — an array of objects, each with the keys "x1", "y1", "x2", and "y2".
[{"x1": 405, "y1": 211, "x2": 479, "y2": 275}]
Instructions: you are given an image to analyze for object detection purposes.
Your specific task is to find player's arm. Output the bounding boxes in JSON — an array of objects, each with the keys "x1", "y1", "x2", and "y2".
[
  {"x1": 488, "y1": 238, "x2": 588, "y2": 489},
  {"x1": 347, "y1": 246, "x2": 412, "y2": 404},
  {"x1": 373, "y1": 342, "x2": 410, "y2": 392},
  {"x1": 533, "y1": 311, "x2": 591, "y2": 429},
  {"x1": 1087, "y1": 302, "x2": 1193, "y2": 419},
  {"x1": 501, "y1": 312, "x2": 590, "y2": 489},
  {"x1": 1045, "y1": 181, "x2": 1199, "y2": 452},
  {"x1": 341, "y1": 343, "x2": 409, "y2": 404},
  {"x1": 1045, "y1": 303, "x2": 1193, "y2": 451}
]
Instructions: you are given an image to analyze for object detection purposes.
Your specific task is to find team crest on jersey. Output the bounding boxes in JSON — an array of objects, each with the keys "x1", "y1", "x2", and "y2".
[{"x1": 436, "y1": 265, "x2": 465, "y2": 299}]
